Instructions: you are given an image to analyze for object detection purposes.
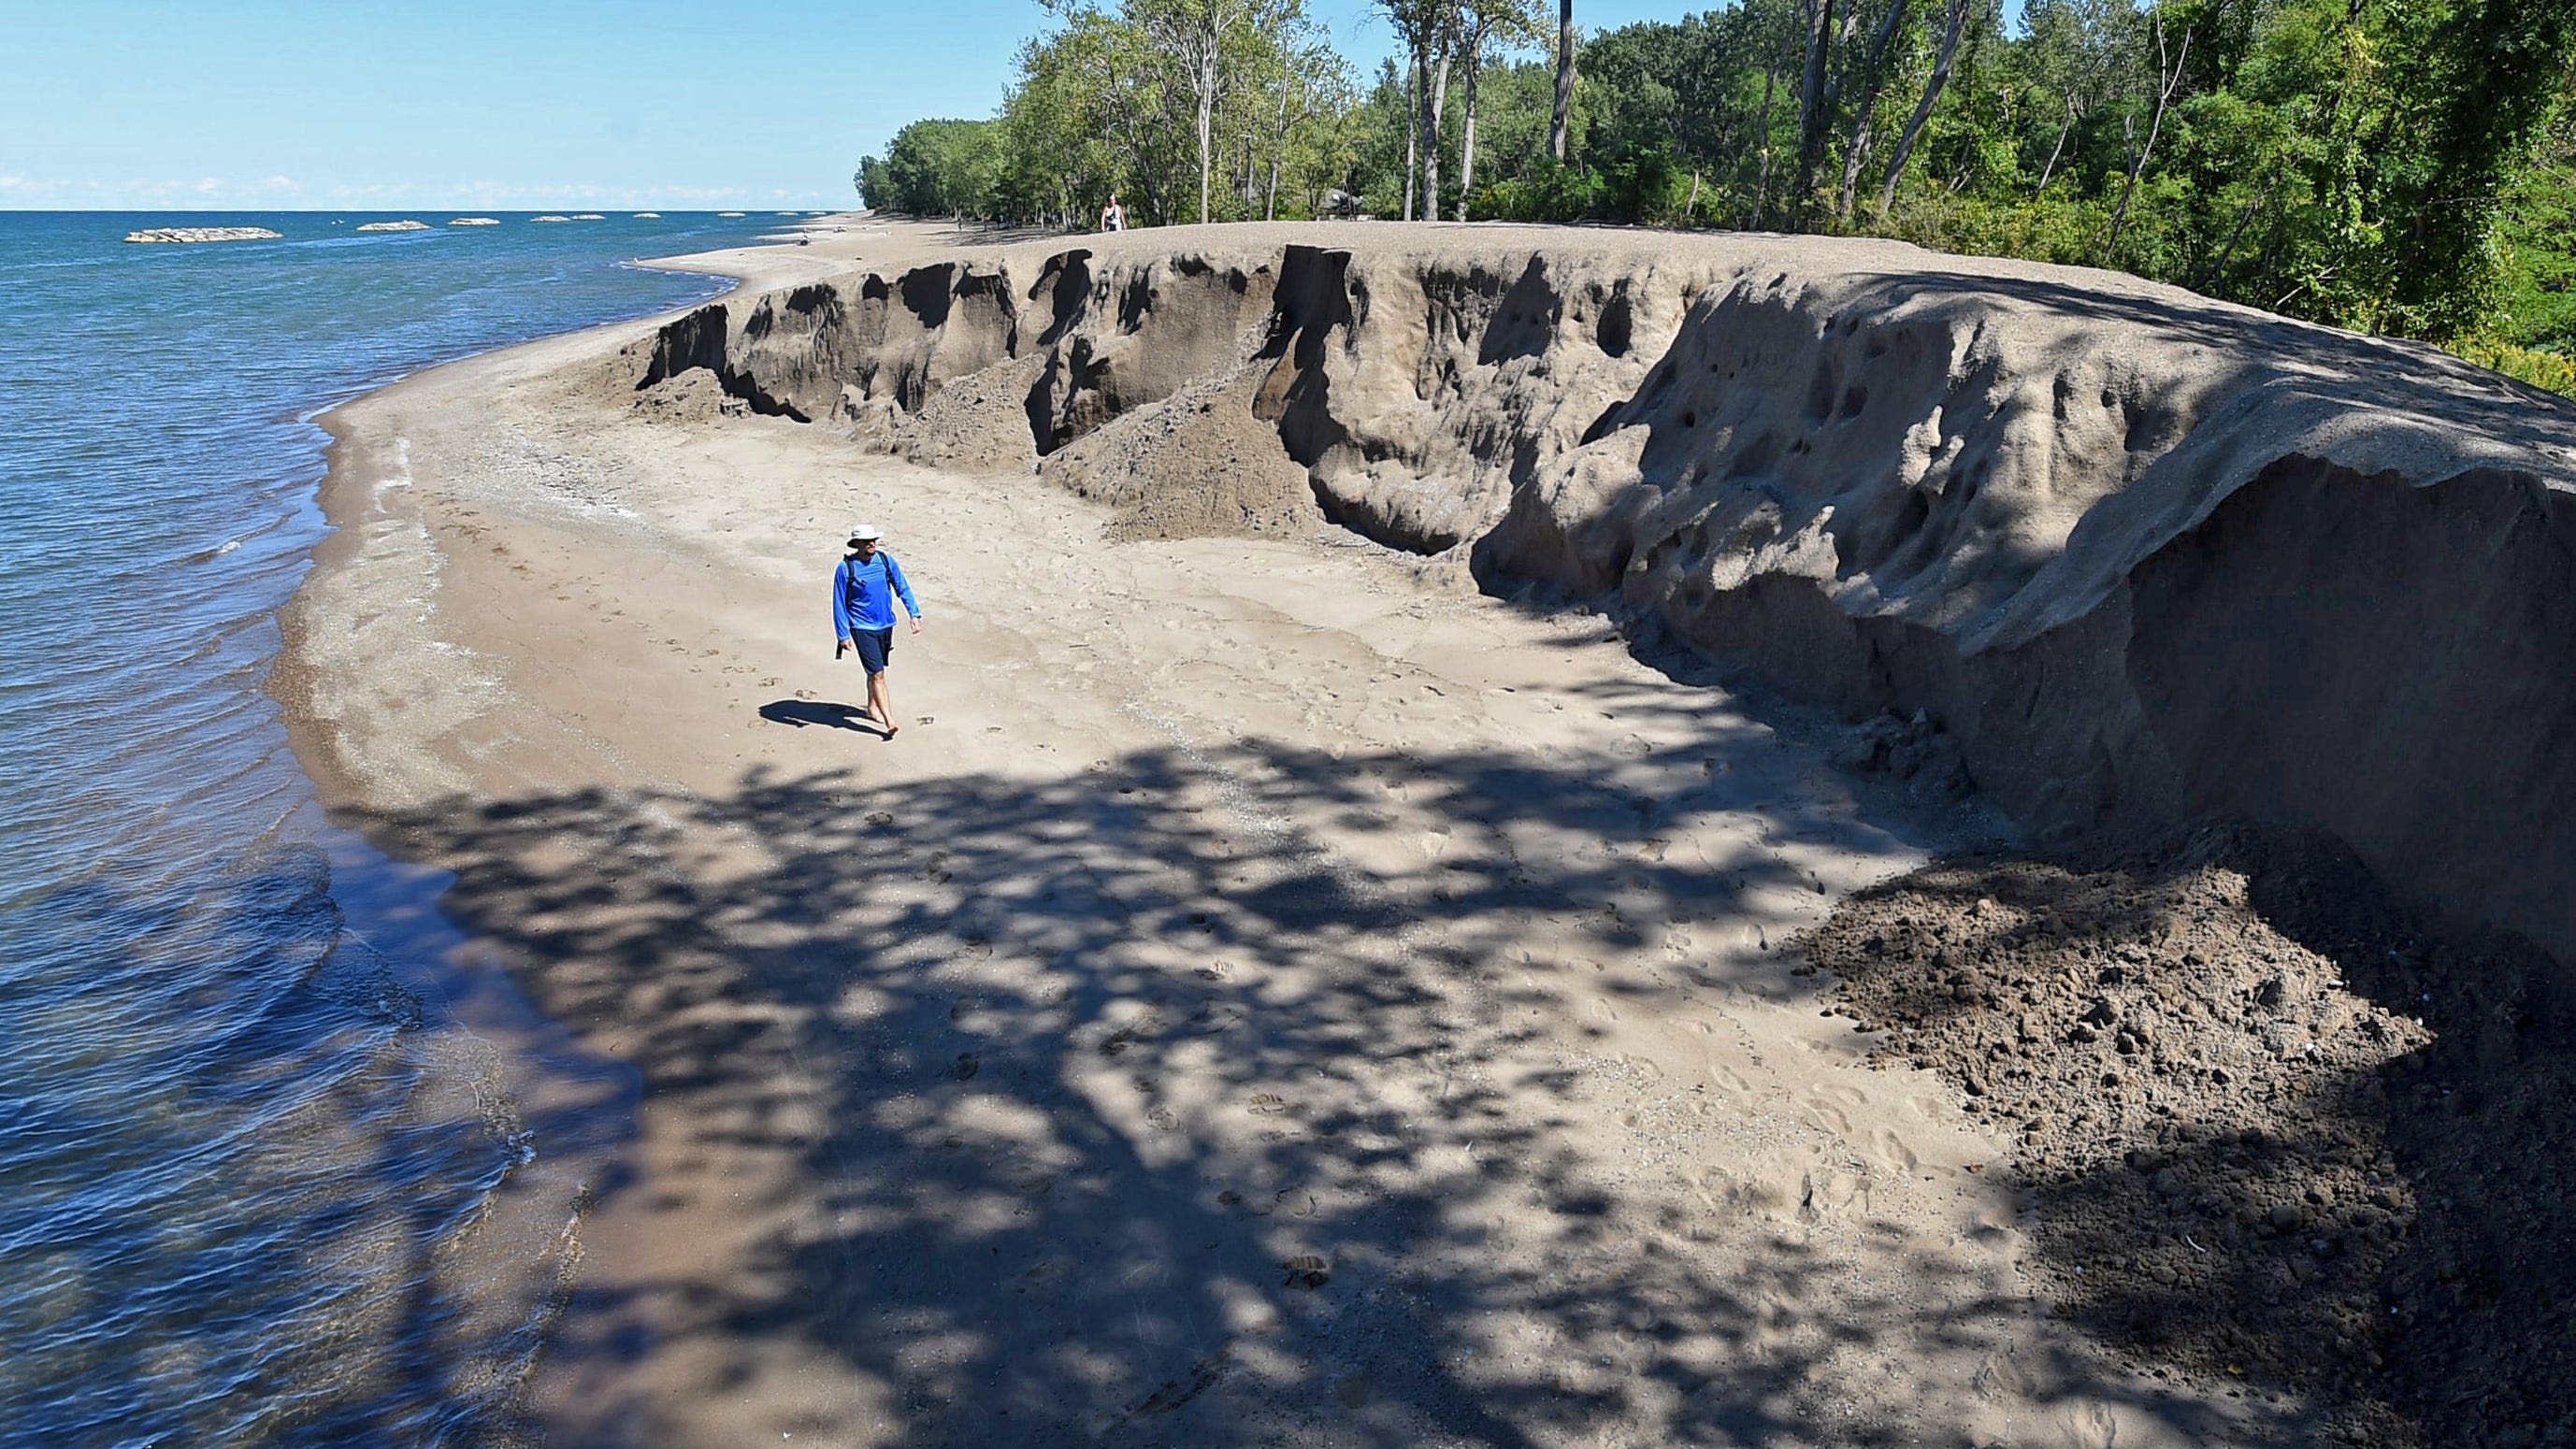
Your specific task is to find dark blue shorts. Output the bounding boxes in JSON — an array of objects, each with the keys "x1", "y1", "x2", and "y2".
[{"x1": 849, "y1": 627, "x2": 894, "y2": 674}]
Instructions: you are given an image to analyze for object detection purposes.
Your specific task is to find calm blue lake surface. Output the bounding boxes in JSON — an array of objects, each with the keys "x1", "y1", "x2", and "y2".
[{"x1": 0, "y1": 209, "x2": 802, "y2": 1444}]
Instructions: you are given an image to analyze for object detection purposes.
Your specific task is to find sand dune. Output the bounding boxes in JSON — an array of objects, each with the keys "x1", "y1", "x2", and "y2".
[
  {"x1": 635, "y1": 223, "x2": 2576, "y2": 968},
  {"x1": 280, "y1": 217, "x2": 2576, "y2": 1445}
]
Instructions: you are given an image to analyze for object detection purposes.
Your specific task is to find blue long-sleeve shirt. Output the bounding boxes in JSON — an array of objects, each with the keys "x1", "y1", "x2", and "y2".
[{"x1": 832, "y1": 551, "x2": 922, "y2": 638}]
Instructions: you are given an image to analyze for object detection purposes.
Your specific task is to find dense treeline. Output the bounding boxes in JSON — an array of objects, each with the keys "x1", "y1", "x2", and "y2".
[{"x1": 856, "y1": 0, "x2": 2576, "y2": 385}]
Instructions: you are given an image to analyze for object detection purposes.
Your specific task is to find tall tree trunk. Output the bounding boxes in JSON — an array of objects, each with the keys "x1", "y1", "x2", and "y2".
[
  {"x1": 1457, "y1": 35, "x2": 1483, "y2": 219},
  {"x1": 1748, "y1": 21, "x2": 1793, "y2": 227},
  {"x1": 1792, "y1": 0, "x2": 1838, "y2": 220},
  {"x1": 1422, "y1": 50, "x2": 1450, "y2": 222},
  {"x1": 1548, "y1": 0, "x2": 1575, "y2": 162},
  {"x1": 2195, "y1": 193, "x2": 2264, "y2": 291},
  {"x1": 1268, "y1": 65, "x2": 1292, "y2": 221},
  {"x1": 2106, "y1": 12, "x2": 2187, "y2": 260},
  {"x1": 1197, "y1": 55, "x2": 1216, "y2": 224},
  {"x1": 1095, "y1": 49, "x2": 1166, "y2": 224},
  {"x1": 2035, "y1": 92, "x2": 2077, "y2": 192},
  {"x1": 1878, "y1": 0, "x2": 1970, "y2": 215},
  {"x1": 1403, "y1": 50, "x2": 1421, "y2": 219},
  {"x1": 1835, "y1": 0, "x2": 1911, "y2": 222}
]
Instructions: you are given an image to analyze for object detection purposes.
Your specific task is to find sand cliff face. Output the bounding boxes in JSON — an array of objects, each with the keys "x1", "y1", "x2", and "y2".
[{"x1": 621, "y1": 227, "x2": 2576, "y2": 968}]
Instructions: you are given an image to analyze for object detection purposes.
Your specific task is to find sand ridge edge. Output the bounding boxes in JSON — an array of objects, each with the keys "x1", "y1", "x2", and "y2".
[{"x1": 624, "y1": 220, "x2": 2576, "y2": 972}]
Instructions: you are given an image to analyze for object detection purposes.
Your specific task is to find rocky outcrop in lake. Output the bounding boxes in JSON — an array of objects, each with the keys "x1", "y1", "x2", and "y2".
[{"x1": 123, "y1": 227, "x2": 281, "y2": 244}]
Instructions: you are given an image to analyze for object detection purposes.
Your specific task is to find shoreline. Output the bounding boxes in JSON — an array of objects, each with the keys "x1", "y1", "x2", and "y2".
[
  {"x1": 269, "y1": 211, "x2": 911, "y2": 1436},
  {"x1": 270, "y1": 214, "x2": 2457, "y2": 1444},
  {"x1": 275, "y1": 211, "x2": 888, "y2": 813}
]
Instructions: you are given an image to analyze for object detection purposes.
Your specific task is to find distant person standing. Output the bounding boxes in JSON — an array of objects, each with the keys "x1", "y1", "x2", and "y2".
[
  {"x1": 1101, "y1": 194, "x2": 1127, "y2": 232},
  {"x1": 831, "y1": 524, "x2": 924, "y2": 736}
]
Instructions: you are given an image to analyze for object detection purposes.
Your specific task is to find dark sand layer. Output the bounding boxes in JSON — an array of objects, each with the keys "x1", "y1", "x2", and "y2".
[{"x1": 1807, "y1": 826, "x2": 2576, "y2": 1446}]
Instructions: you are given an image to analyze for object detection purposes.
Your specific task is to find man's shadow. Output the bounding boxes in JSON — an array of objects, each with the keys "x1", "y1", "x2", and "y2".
[{"x1": 758, "y1": 699, "x2": 888, "y2": 737}]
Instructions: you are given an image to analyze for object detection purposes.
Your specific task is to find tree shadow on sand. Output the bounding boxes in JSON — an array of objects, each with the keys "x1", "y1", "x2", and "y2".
[{"x1": 363, "y1": 728, "x2": 2286, "y2": 1446}]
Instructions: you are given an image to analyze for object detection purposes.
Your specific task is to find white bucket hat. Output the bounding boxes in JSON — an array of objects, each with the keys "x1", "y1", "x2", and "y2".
[{"x1": 847, "y1": 524, "x2": 883, "y2": 544}]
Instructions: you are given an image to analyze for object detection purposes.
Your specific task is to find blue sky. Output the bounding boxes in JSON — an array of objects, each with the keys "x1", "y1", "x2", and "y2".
[{"x1": 0, "y1": 0, "x2": 1857, "y2": 210}]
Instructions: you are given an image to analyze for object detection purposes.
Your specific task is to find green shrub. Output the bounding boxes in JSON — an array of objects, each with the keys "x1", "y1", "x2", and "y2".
[
  {"x1": 2450, "y1": 336, "x2": 2576, "y2": 397},
  {"x1": 1468, "y1": 157, "x2": 1603, "y2": 222}
]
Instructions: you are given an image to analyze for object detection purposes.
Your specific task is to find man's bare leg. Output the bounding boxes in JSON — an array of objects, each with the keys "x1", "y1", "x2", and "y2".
[{"x1": 868, "y1": 669, "x2": 899, "y2": 737}]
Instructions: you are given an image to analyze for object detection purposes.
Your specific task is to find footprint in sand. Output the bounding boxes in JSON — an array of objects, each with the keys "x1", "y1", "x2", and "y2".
[
  {"x1": 2064, "y1": 1400, "x2": 2122, "y2": 1449},
  {"x1": 1753, "y1": 1292, "x2": 1803, "y2": 1353},
  {"x1": 1971, "y1": 1349, "x2": 2034, "y2": 1403},
  {"x1": 1867, "y1": 1128, "x2": 1920, "y2": 1173}
]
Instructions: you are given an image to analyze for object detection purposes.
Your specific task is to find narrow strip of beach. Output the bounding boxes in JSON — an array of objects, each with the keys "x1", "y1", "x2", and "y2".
[{"x1": 274, "y1": 216, "x2": 2283, "y2": 1446}]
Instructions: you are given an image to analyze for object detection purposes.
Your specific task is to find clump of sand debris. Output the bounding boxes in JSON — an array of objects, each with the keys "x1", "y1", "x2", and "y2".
[
  {"x1": 881, "y1": 351, "x2": 1046, "y2": 473},
  {"x1": 1036, "y1": 366, "x2": 1318, "y2": 541},
  {"x1": 1804, "y1": 825, "x2": 2576, "y2": 1449}
]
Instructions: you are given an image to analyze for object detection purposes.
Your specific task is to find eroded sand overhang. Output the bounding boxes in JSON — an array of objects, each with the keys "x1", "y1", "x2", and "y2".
[{"x1": 623, "y1": 226, "x2": 2576, "y2": 968}]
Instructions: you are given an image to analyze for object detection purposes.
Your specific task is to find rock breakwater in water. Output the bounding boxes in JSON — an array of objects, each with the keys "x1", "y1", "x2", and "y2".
[
  {"x1": 620, "y1": 226, "x2": 2576, "y2": 970},
  {"x1": 123, "y1": 226, "x2": 283, "y2": 244}
]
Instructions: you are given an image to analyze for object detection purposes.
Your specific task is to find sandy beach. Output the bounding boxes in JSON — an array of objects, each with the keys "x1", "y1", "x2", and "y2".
[{"x1": 274, "y1": 215, "x2": 2576, "y2": 1444}]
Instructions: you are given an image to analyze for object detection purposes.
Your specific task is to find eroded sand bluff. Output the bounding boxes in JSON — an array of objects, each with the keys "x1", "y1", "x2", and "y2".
[{"x1": 625, "y1": 225, "x2": 2576, "y2": 970}]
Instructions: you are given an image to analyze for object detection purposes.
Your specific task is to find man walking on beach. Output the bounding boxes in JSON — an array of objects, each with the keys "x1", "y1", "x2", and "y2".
[{"x1": 832, "y1": 524, "x2": 924, "y2": 736}]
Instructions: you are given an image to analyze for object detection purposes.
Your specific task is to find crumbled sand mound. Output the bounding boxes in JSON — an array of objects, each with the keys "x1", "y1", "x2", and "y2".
[
  {"x1": 628, "y1": 366, "x2": 731, "y2": 423},
  {"x1": 1036, "y1": 366, "x2": 1319, "y2": 540},
  {"x1": 886, "y1": 351, "x2": 1045, "y2": 473},
  {"x1": 1805, "y1": 825, "x2": 2576, "y2": 1447},
  {"x1": 611, "y1": 223, "x2": 2576, "y2": 970}
]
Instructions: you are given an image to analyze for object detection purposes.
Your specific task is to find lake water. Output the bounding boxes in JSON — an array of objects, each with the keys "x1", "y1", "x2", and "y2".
[{"x1": 0, "y1": 209, "x2": 800, "y2": 1443}]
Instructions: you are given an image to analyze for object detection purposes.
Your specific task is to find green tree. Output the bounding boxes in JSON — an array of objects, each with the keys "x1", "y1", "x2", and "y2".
[
  {"x1": 856, "y1": 0, "x2": 2576, "y2": 392},
  {"x1": 875, "y1": 119, "x2": 1004, "y2": 218}
]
